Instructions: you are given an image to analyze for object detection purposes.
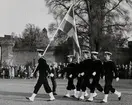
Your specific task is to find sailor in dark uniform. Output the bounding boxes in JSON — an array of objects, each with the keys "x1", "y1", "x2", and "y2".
[
  {"x1": 87, "y1": 51, "x2": 103, "y2": 102},
  {"x1": 26, "y1": 49, "x2": 55, "y2": 101},
  {"x1": 63, "y1": 55, "x2": 77, "y2": 98},
  {"x1": 101, "y1": 51, "x2": 121, "y2": 103},
  {"x1": 79, "y1": 50, "x2": 93, "y2": 100},
  {"x1": 75, "y1": 50, "x2": 89, "y2": 99}
]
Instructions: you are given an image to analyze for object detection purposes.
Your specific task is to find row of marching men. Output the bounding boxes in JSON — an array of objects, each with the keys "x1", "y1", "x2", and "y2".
[
  {"x1": 61, "y1": 50, "x2": 122, "y2": 103},
  {"x1": 26, "y1": 49, "x2": 121, "y2": 103}
]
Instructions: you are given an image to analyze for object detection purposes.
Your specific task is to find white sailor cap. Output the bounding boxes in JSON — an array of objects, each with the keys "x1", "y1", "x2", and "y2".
[
  {"x1": 37, "y1": 49, "x2": 44, "y2": 53},
  {"x1": 82, "y1": 50, "x2": 89, "y2": 53},
  {"x1": 67, "y1": 55, "x2": 74, "y2": 58},
  {"x1": 104, "y1": 51, "x2": 112, "y2": 55},
  {"x1": 91, "y1": 51, "x2": 98, "y2": 55}
]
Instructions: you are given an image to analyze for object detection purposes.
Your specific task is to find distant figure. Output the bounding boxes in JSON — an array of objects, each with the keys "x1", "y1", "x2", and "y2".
[{"x1": 49, "y1": 62, "x2": 57, "y2": 95}]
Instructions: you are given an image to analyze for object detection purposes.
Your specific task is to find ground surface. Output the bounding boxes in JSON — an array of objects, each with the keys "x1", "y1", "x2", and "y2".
[{"x1": 0, "y1": 78, "x2": 131, "y2": 105}]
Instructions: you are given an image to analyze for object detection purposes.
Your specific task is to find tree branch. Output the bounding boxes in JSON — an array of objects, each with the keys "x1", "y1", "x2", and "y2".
[
  {"x1": 51, "y1": 1, "x2": 89, "y2": 26},
  {"x1": 74, "y1": 11, "x2": 89, "y2": 26},
  {"x1": 104, "y1": 0, "x2": 123, "y2": 16},
  {"x1": 103, "y1": 23, "x2": 127, "y2": 28}
]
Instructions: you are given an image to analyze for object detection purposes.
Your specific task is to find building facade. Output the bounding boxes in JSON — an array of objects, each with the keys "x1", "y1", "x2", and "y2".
[{"x1": 0, "y1": 35, "x2": 132, "y2": 67}]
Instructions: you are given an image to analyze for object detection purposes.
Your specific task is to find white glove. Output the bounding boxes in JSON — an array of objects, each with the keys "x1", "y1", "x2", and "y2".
[
  {"x1": 78, "y1": 73, "x2": 81, "y2": 77},
  {"x1": 116, "y1": 77, "x2": 119, "y2": 82},
  {"x1": 50, "y1": 73, "x2": 54, "y2": 77},
  {"x1": 92, "y1": 72, "x2": 96, "y2": 76},
  {"x1": 30, "y1": 73, "x2": 34, "y2": 77},
  {"x1": 103, "y1": 76, "x2": 105, "y2": 80},
  {"x1": 58, "y1": 74, "x2": 61, "y2": 77},
  {"x1": 81, "y1": 72, "x2": 84, "y2": 76},
  {"x1": 69, "y1": 74, "x2": 72, "y2": 78}
]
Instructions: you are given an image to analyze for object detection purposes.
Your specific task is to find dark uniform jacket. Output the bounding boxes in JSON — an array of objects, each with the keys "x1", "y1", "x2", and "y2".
[
  {"x1": 63, "y1": 62, "x2": 77, "y2": 78},
  {"x1": 103, "y1": 60, "x2": 119, "y2": 78},
  {"x1": 79, "y1": 59, "x2": 93, "y2": 77},
  {"x1": 92, "y1": 59, "x2": 103, "y2": 78},
  {"x1": 35, "y1": 57, "x2": 51, "y2": 77}
]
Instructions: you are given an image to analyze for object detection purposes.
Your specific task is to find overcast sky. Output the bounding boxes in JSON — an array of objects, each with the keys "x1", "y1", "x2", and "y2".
[
  {"x1": 0, "y1": 0, "x2": 54, "y2": 37},
  {"x1": 0, "y1": 0, "x2": 132, "y2": 38}
]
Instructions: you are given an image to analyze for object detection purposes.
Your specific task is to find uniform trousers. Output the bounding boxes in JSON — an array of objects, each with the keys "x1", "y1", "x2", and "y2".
[
  {"x1": 34, "y1": 76, "x2": 52, "y2": 94},
  {"x1": 90, "y1": 76, "x2": 103, "y2": 93},
  {"x1": 104, "y1": 77, "x2": 115, "y2": 94},
  {"x1": 67, "y1": 77, "x2": 75, "y2": 90},
  {"x1": 76, "y1": 76, "x2": 84, "y2": 91},
  {"x1": 81, "y1": 76, "x2": 91, "y2": 92},
  {"x1": 50, "y1": 77, "x2": 57, "y2": 93}
]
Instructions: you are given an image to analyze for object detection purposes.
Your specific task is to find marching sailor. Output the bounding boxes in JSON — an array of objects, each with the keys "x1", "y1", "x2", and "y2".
[
  {"x1": 101, "y1": 51, "x2": 121, "y2": 103},
  {"x1": 63, "y1": 55, "x2": 77, "y2": 98},
  {"x1": 26, "y1": 49, "x2": 55, "y2": 101},
  {"x1": 87, "y1": 51, "x2": 103, "y2": 102}
]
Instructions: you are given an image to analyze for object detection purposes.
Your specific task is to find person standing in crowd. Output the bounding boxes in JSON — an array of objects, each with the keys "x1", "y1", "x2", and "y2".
[
  {"x1": 124, "y1": 65, "x2": 128, "y2": 79},
  {"x1": 101, "y1": 51, "x2": 121, "y2": 103},
  {"x1": 63, "y1": 55, "x2": 77, "y2": 98},
  {"x1": 87, "y1": 51, "x2": 104, "y2": 102},
  {"x1": 128, "y1": 63, "x2": 132, "y2": 79},
  {"x1": 49, "y1": 62, "x2": 57, "y2": 95},
  {"x1": 26, "y1": 49, "x2": 55, "y2": 101},
  {"x1": 58, "y1": 62, "x2": 65, "y2": 79}
]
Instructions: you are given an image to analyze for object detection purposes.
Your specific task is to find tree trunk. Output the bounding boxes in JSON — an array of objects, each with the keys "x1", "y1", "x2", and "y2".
[{"x1": 88, "y1": 0, "x2": 105, "y2": 52}]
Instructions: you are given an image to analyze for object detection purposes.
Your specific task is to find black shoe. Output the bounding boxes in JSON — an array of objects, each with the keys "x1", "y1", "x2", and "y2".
[
  {"x1": 86, "y1": 100, "x2": 93, "y2": 102},
  {"x1": 118, "y1": 93, "x2": 121, "y2": 101},
  {"x1": 71, "y1": 95, "x2": 76, "y2": 98},
  {"x1": 100, "y1": 100, "x2": 107, "y2": 103},
  {"x1": 26, "y1": 97, "x2": 29, "y2": 100},
  {"x1": 47, "y1": 99, "x2": 55, "y2": 101},
  {"x1": 53, "y1": 93, "x2": 57, "y2": 95},
  {"x1": 63, "y1": 95, "x2": 70, "y2": 98},
  {"x1": 25, "y1": 97, "x2": 34, "y2": 102},
  {"x1": 118, "y1": 96, "x2": 121, "y2": 101}
]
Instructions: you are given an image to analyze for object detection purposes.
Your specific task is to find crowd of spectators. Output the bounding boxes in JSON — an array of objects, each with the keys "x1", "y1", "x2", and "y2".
[
  {"x1": 0, "y1": 61, "x2": 132, "y2": 79},
  {"x1": 117, "y1": 61, "x2": 132, "y2": 79},
  {"x1": 0, "y1": 65, "x2": 34, "y2": 79}
]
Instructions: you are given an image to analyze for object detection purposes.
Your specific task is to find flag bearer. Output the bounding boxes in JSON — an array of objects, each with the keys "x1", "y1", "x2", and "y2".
[{"x1": 26, "y1": 49, "x2": 55, "y2": 101}]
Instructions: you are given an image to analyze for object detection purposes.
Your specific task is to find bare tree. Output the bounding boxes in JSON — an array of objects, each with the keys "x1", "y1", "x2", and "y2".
[{"x1": 45, "y1": 0, "x2": 132, "y2": 51}]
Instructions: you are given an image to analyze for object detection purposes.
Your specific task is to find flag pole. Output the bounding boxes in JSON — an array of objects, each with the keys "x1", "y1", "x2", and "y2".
[
  {"x1": 43, "y1": 0, "x2": 80, "y2": 56},
  {"x1": 43, "y1": 4, "x2": 74, "y2": 56},
  {"x1": 43, "y1": 27, "x2": 60, "y2": 56},
  {"x1": 73, "y1": 0, "x2": 81, "y2": 63},
  {"x1": 74, "y1": 0, "x2": 81, "y2": 7}
]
